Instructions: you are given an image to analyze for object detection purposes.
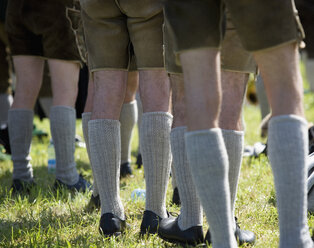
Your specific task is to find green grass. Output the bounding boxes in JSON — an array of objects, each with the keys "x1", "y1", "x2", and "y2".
[{"x1": 1, "y1": 70, "x2": 314, "y2": 247}]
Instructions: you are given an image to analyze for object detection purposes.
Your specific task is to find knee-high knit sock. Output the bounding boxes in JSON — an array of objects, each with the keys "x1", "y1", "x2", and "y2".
[
  {"x1": 171, "y1": 126, "x2": 202, "y2": 230},
  {"x1": 136, "y1": 93, "x2": 143, "y2": 155},
  {"x1": 8, "y1": 109, "x2": 34, "y2": 181},
  {"x1": 140, "y1": 112, "x2": 172, "y2": 218},
  {"x1": 88, "y1": 119, "x2": 124, "y2": 219},
  {"x1": 185, "y1": 129, "x2": 237, "y2": 248},
  {"x1": 82, "y1": 112, "x2": 98, "y2": 197},
  {"x1": 222, "y1": 129, "x2": 244, "y2": 228},
  {"x1": 268, "y1": 115, "x2": 313, "y2": 248},
  {"x1": 120, "y1": 100, "x2": 138, "y2": 164},
  {"x1": 50, "y1": 106, "x2": 79, "y2": 185}
]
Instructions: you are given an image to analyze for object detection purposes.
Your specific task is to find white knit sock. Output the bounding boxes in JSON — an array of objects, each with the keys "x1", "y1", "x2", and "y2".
[
  {"x1": 136, "y1": 93, "x2": 143, "y2": 155},
  {"x1": 50, "y1": 106, "x2": 79, "y2": 185},
  {"x1": 9, "y1": 109, "x2": 34, "y2": 182},
  {"x1": 82, "y1": 112, "x2": 98, "y2": 197},
  {"x1": 120, "y1": 100, "x2": 137, "y2": 164},
  {"x1": 171, "y1": 126, "x2": 202, "y2": 230},
  {"x1": 268, "y1": 115, "x2": 313, "y2": 248},
  {"x1": 140, "y1": 112, "x2": 172, "y2": 218},
  {"x1": 222, "y1": 129, "x2": 244, "y2": 228},
  {"x1": 185, "y1": 128, "x2": 237, "y2": 248},
  {"x1": 88, "y1": 119, "x2": 124, "y2": 219}
]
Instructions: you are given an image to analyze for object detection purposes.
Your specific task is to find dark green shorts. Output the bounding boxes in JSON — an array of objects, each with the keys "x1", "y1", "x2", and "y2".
[
  {"x1": 164, "y1": 0, "x2": 304, "y2": 55},
  {"x1": 164, "y1": 12, "x2": 256, "y2": 74},
  {"x1": 80, "y1": 0, "x2": 164, "y2": 71},
  {"x1": 5, "y1": 0, "x2": 81, "y2": 62}
]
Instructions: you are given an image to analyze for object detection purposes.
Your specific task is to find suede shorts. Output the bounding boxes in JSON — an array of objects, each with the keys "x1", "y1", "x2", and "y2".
[
  {"x1": 164, "y1": 12, "x2": 257, "y2": 74},
  {"x1": 5, "y1": 0, "x2": 81, "y2": 62},
  {"x1": 164, "y1": 0, "x2": 304, "y2": 56},
  {"x1": 80, "y1": 0, "x2": 164, "y2": 71},
  {"x1": 67, "y1": 0, "x2": 137, "y2": 70}
]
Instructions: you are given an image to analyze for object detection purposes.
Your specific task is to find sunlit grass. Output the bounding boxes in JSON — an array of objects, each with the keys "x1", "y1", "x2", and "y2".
[{"x1": 1, "y1": 66, "x2": 314, "y2": 247}]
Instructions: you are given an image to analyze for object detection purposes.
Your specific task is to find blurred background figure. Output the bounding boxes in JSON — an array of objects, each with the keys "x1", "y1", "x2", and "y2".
[{"x1": 5, "y1": 0, "x2": 90, "y2": 193}]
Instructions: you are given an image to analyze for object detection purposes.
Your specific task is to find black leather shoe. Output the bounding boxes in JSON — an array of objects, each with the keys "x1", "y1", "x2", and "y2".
[
  {"x1": 85, "y1": 194, "x2": 100, "y2": 212},
  {"x1": 136, "y1": 153, "x2": 142, "y2": 169},
  {"x1": 159, "y1": 216, "x2": 204, "y2": 245},
  {"x1": 11, "y1": 179, "x2": 36, "y2": 194},
  {"x1": 99, "y1": 213, "x2": 126, "y2": 237},
  {"x1": 53, "y1": 174, "x2": 91, "y2": 192},
  {"x1": 140, "y1": 210, "x2": 166, "y2": 235},
  {"x1": 205, "y1": 217, "x2": 256, "y2": 245},
  {"x1": 172, "y1": 187, "x2": 181, "y2": 206},
  {"x1": 120, "y1": 162, "x2": 133, "y2": 178}
]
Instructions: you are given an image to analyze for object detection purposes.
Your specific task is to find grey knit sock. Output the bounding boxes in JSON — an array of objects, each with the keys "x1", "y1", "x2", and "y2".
[
  {"x1": 185, "y1": 129, "x2": 237, "y2": 248},
  {"x1": 268, "y1": 115, "x2": 313, "y2": 248},
  {"x1": 136, "y1": 93, "x2": 143, "y2": 154},
  {"x1": 88, "y1": 119, "x2": 124, "y2": 219},
  {"x1": 50, "y1": 106, "x2": 79, "y2": 185},
  {"x1": 39, "y1": 97, "x2": 52, "y2": 118},
  {"x1": 171, "y1": 127, "x2": 202, "y2": 230},
  {"x1": 82, "y1": 112, "x2": 98, "y2": 197},
  {"x1": 120, "y1": 100, "x2": 138, "y2": 164},
  {"x1": 222, "y1": 129, "x2": 244, "y2": 228},
  {"x1": 171, "y1": 162, "x2": 177, "y2": 190},
  {"x1": 0, "y1": 93, "x2": 13, "y2": 126},
  {"x1": 9, "y1": 109, "x2": 34, "y2": 182},
  {"x1": 140, "y1": 112, "x2": 172, "y2": 218}
]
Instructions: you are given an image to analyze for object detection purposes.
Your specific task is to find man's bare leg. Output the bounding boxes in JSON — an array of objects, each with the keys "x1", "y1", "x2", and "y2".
[
  {"x1": 9, "y1": 56, "x2": 44, "y2": 187},
  {"x1": 88, "y1": 70, "x2": 127, "y2": 221},
  {"x1": 81, "y1": 77, "x2": 100, "y2": 203},
  {"x1": 180, "y1": 48, "x2": 237, "y2": 247},
  {"x1": 219, "y1": 72, "x2": 256, "y2": 245},
  {"x1": 48, "y1": 60, "x2": 86, "y2": 187},
  {"x1": 161, "y1": 72, "x2": 254, "y2": 245},
  {"x1": 83, "y1": 71, "x2": 138, "y2": 209},
  {"x1": 168, "y1": 74, "x2": 203, "y2": 235},
  {"x1": 139, "y1": 69, "x2": 172, "y2": 233},
  {"x1": 253, "y1": 43, "x2": 312, "y2": 248}
]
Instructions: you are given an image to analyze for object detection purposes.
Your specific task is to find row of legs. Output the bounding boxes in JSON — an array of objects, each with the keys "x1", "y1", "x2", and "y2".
[{"x1": 8, "y1": 43, "x2": 313, "y2": 248}]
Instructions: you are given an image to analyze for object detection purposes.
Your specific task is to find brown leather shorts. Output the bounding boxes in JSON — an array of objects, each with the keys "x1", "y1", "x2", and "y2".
[
  {"x1": 164, "y1": 0, "x2": 304, "y2": 57},
  {"x1": 5, "y1": 0, "x2": 81, "y2": 62},
  {"x1": 164, "y1": 12, "x2": 257, "y2": 74},
  {"x1": 80, "y1": 0, "x2": 164, "y2": 71}
]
